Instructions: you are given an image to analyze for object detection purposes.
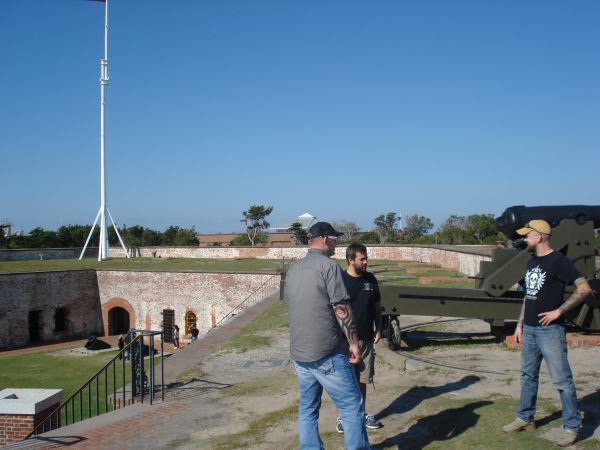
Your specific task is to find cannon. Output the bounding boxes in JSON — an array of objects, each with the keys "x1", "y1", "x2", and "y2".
[{"x1": 380, "y1": 205, "x2": 600, "y2": 347}]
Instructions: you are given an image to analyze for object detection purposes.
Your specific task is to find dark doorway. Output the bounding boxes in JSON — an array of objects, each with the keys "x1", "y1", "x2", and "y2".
[
  {"x1": 29, "y1": 311, "x2": 42, "y2": 342},
  {"x1": 54, "y1": 307, "x2": 67, "y2": 332},
  {"x1": 108, "y1": 307, "x2": 130, "y2": 335},
  {"x1": 162, "y1": 309, "x2": 174, "y2": 344}
]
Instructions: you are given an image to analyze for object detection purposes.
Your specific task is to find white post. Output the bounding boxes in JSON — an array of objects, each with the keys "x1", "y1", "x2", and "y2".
[{"x1": 80, "y1": 0, "x2": 130, "y2": 261}]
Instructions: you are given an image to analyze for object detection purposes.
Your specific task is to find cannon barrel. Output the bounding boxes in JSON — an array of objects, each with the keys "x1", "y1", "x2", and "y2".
[{"x1": 496, "y1": 205, "x2": 600, "y2": 239}]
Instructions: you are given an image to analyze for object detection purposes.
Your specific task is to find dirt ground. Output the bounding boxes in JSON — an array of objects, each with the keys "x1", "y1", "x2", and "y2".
[{"x1": 152, "y1": 316, "x2": 600, "y2": 450}]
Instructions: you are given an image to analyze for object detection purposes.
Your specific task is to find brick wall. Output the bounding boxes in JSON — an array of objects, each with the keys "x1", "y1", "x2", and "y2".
[
  {"x1": 96, "y1": 271, "x2": 277, "y2": 335},
  {"x1": 0, "y1": 402, "x2": 59, "y2": 446},
  {"x1": 0, "y1": 245, "x2": 491, "y2": 349},
  {"x1": 0, "y1": 270, "x2": 279, "y2": 349},
  {"x1": 110, "y1": 246, "x2": 491, "y2": 277},
  {"x1": 0, "y1": 271, "x2": 103, "y2": 349}
]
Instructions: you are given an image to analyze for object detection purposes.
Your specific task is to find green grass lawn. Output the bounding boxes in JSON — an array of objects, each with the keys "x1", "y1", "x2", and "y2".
[
  {"x1": 0, "y1": 257, "x2": 287, "y2": 274},
  {"x1": 0, "y1": 348, "x2": 162, "y2": 428}
]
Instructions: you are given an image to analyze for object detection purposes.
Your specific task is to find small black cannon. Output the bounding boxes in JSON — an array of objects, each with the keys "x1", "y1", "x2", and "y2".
[{"x1": 380, "y1": 205, "x2": 600, "y2": 347}]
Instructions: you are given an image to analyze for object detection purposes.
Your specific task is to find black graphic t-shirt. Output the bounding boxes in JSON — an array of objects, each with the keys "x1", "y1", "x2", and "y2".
[
  {"x1": 342, "y1": 271, "x2": 381, "y2": 340},
  {"x1": 523, "y1": 251, "x2": 581, "y2": 327}
]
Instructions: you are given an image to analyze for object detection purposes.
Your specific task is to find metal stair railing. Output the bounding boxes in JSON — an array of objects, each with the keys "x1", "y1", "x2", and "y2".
[
  {"x1": 210, "y1": 273, "x2": 282, "y2": 330},
  {"x1": 27, "y1": 329, "x2": 165, "y2": 438}
]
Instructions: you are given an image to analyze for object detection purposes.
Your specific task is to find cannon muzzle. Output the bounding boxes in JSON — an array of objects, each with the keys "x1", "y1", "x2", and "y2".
[{"x1": 496, "y1": 205, "x2": 600, "y2": 239}]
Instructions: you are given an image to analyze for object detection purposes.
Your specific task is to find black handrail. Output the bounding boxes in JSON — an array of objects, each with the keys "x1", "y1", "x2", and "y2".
[
  {"x1": 27, "y1": 329, "x2": 164, "y2": 438},
  {"x1": 210, "y1": 274, "x2": 281, "y2": 329}
]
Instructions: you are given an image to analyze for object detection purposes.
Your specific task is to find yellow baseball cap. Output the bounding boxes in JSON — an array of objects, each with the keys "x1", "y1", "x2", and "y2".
[{"x1": 516, "y1": 219, "x2": 552, "y2": 236}]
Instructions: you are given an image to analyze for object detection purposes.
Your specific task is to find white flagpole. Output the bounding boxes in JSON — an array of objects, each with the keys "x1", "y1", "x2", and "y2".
[{"x1": 80, "y1": 0, "x2": 130, "y2": 261}]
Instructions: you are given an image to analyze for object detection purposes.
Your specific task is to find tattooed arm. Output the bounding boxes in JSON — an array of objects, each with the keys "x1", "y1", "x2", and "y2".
[
  {"x1": 538, "y1": 277, "x2": 592, "y2": 326},
  {"x1": 332, "y1": 302, "x2": 361, "y2": 364}
]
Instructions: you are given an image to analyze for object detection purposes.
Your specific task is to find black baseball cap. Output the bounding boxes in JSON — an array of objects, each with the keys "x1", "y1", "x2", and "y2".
[{"x1": 308, "y1": 222, "x2": 343, "y2": 238}]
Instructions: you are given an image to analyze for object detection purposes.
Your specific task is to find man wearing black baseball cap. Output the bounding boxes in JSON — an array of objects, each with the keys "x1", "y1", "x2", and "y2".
[{"x1": 285, "y1": 221, "x2": 370, "y2": 449}]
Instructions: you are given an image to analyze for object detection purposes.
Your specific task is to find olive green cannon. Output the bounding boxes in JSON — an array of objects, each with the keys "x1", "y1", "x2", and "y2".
[{"x1": 380, "y1": 205, "x2": 600, "y2": 348}]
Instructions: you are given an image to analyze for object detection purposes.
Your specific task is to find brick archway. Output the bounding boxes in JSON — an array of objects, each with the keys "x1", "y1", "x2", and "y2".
[{"x1": 102, "y1": 298, "x2": 136, "y2": 336}]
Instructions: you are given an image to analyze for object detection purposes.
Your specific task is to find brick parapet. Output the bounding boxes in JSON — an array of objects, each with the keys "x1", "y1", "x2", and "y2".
[
  {"x1": 0, "y1": 402, "x2": 59, "y2": 446},
  {"x1": 107, "y1": 245, "x2": 491, "y2": 277}
]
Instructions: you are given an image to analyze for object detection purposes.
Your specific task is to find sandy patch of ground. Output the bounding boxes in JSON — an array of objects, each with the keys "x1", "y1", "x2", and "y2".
[{"x1": 146, "y1": 321, "x2": 600, "y2": 450}]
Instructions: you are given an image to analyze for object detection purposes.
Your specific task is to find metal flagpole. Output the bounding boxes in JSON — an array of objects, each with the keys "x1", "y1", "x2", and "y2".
[{"x1": 80, "y1": 0, "x2": 130, "y2": 261}]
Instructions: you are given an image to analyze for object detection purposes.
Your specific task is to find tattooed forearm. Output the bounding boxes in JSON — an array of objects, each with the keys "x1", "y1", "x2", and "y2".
[
  {"x1": 333, "y1": 303, "x2": 359, "y2": 345},
  {"x1": 558, "y1": 282, "x2": 592, "y2": 315}
]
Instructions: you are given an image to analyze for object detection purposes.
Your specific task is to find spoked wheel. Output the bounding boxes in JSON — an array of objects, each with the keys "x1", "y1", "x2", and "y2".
[{"x1": 567, "y1": 279, "x2": 600, "y2": 332}]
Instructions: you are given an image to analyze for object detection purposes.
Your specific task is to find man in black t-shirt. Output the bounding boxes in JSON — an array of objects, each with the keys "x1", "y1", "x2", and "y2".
[
  {"x1": 335, "y1": 243, "x2": 383, "y2": 433},
  {"x1": 502, "y1": 220, "x2": 592, "y2": 447}
]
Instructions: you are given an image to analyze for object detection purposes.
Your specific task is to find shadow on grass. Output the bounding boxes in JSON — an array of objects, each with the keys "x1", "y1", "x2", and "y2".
[
  {"x1": 376, "y1": 375, "x2": 481, "y2": 420},
  {"x1": 373, "y1": 400, "x2": 492, "y2": 449},
  {"x1": 403, "y1": 332, "x2": 503, "y2": 351},
  {"x1": 164, "y1": 377, "x2": 232, "y2": 402},
  {"x1": 534, "y1": 389, "x2": 600, "y2": 442}
]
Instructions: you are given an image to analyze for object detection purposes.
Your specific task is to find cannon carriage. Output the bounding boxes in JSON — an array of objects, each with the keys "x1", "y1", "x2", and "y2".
[{"x1": 381, "y1": 205, "x2": 600, "y2": 349}]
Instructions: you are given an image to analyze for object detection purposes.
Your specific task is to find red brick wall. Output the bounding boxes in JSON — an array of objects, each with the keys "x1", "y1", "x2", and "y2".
[
  {"x1": 0, "y1": 271, "x2": 103, "y2": 349},
  {"x1": 0, "y1": 402, "x2": 59, "y2": 446},
  {"x1": 101, "y1": 297, "x2": 136, "y2": 336}
]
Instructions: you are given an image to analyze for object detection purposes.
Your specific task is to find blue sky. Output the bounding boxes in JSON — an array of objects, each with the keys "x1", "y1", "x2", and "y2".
[{"x1": 1, "y1": 0, "x2": 598, "y2": 234}]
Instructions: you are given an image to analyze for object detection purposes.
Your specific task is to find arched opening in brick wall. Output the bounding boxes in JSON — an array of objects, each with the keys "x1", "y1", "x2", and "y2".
[
  {"x1": 108, "y1": 307, "x2": 130, "y2": 335},
  {"x1": 102, "y1": 298, "x2": 135, "y2": 336},
  {"x1": 185, "y1": 311, "x2": 197, "y2": 335}
]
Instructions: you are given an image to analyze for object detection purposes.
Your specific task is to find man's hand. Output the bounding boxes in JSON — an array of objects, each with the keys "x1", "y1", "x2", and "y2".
[
  {"x1": 348, "y1": 342, "x2": 361, "y2": 365},
  {"x1": 373, "y1": 330, "x2": 381, "y2": 344},
  {"x1": 514, "y1": 325, "x2": 523, "y2": 350},
  {"x1": 538, "y1": 309, "x2": 561, "y2": 326}
]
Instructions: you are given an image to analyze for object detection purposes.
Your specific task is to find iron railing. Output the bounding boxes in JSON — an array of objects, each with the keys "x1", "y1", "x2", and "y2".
[
  {"x1": 210, "y1": 273, "x2": 282, "y2": 329},
  {"x1": 28, "y1": 329, "x2": 164, "y2": 438}
]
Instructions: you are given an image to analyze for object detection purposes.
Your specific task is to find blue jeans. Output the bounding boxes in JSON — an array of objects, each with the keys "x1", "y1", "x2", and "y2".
[
  {"x1": 518, "y1": 324, "x2": 581, "y2": 433},
  {"x1": 294, "y1": 352, "x2": 371, "y2": 450}
]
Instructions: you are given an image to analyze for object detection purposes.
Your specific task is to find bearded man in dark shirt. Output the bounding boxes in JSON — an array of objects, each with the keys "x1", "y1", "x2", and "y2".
[
  {"x1": 502, "y1": 220, "x2": 592, "y2": 447},
  {"x1": 335, "y1": 243, "x2": 383, "y2": 434}
]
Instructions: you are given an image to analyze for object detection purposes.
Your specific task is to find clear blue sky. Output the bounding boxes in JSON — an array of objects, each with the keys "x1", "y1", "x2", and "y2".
[{"x1": 1, "y1": 0, "x2": 598, "y2": 234}]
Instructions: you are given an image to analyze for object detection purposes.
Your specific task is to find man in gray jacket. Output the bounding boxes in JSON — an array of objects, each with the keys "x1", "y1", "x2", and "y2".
[{"x1": 285, "y1": 222, "x2": 370, "y2": 450}]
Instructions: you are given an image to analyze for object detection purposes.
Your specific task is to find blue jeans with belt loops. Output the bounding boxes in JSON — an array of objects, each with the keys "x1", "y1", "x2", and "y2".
[
  {"x1": 294, "y1": 352, "x2": 371, "y2": 450},
  {"x1": 517, "y1": 324, "x2": 581, "y2": 433}
]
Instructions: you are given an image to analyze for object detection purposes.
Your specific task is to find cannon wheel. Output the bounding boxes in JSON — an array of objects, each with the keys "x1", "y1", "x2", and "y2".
[
  {"x1": 568, "y1": 279, "x2": 600, "y2": 332},
  {"x1": 386, "y1": 316, "x2": 401, "y2": 350}
]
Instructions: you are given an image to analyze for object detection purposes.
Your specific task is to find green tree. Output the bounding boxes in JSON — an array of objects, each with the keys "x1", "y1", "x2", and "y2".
[
  {"x1": 403, "y1": 215, "x2": 433, "y2": 242},
  {"x1": 436, "y1": 215, "x2": 468, "y2": 244},
  {"x1": 122, "y1": 225, "x2": 145, "y2": 247},
  {"x1": 0, "y1": 230, "x2": 8, "y2": 249},
  {"x1": 465, "y1": 214, "x2": 498, "y2": 244},
  {"x1": 162, "y1": 226, "x2": 198, "y2": 246},
  {"x1": 27, "y1": 227, "x2": 60, "y2": 248},
  {"x1": 435, "y1": 214, "x2": 501, "y2": 245},
  {"x1": 373, "y1": 213, "x2": 400, "y2": 244},
  {"x1": 357, "y1": 231, "x2": 380, "y2": 244},
  {"x1": 141, "y1": 228, "x2": 162, "y2": 246},
  {"x1": 172, "y1": 227, "x2": 198, "y2": 246},
  {"x1": 230, "y1": 233, "x2": 267, "y2": 246},
  {"x1": 288, "y1": 222, "x2": 308, "y2": 245},
  {"x1": 241, "y1": 205, "x2": 273, "y2": 247}
]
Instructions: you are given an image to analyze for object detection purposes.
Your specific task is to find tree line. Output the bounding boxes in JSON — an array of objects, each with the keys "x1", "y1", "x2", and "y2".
[
  {"x1": 0, "y1": 206, "x2": 520, "y2": 250},
  {"x1": 285, "y1": 210, "x2": 505, "y2": 246},
  {"x1": 208, "y1": 203, "x2": 598, "y2": 247},
  {"x1": 0, "y1": 224, "x2": 198, "y2": 249}
]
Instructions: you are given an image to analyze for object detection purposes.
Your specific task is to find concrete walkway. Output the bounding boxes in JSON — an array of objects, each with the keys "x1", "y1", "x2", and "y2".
[{"x1": 4, "y1": 293, "x2": 281, "y2": 450}]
